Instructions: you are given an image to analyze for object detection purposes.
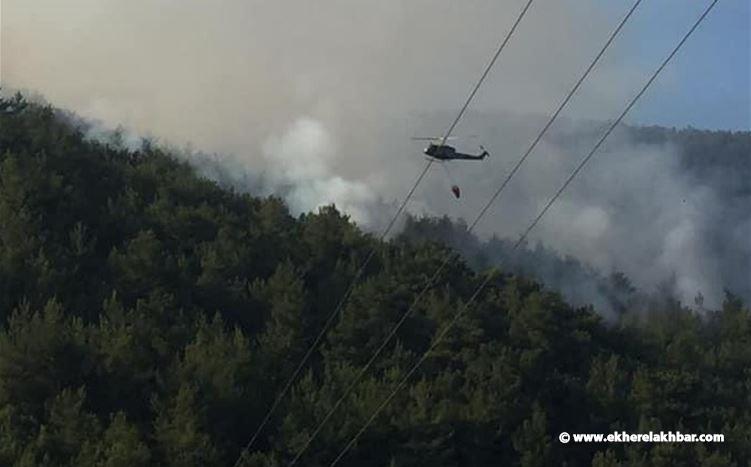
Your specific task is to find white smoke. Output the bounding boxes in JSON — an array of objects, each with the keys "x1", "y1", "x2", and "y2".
[
  {"x1": 261, "y1": 117, "x2": 377, "y2": 225},
  {"x1": 508, "y1": 130, "x2": 734, "y2": 307},
  {"x1": 3, "y1": 0, "x2": 747, "y2": 310}
]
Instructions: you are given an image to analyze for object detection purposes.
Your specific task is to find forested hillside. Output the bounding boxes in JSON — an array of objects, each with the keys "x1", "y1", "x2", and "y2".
[
  {"x1": 1, "y1": 94, "x2": 749, "y2": 466},
  {"x1": 399, "y1": 215, "x2": 639, "y2": 317}
]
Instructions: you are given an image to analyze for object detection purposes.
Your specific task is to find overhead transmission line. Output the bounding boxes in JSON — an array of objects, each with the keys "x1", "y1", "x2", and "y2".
[
  {"x1": 328, "y1": 1, "x2": 721, "y2": 464},
  {"x1": 438, "y1": 0, "x2": 535, "y2": 142},
  {"x1": 288, "y1": 0, "x2": 644, "y2": 463},
  {"x1": 233, "y1": 1, "x2": 534, "y2": 464}
]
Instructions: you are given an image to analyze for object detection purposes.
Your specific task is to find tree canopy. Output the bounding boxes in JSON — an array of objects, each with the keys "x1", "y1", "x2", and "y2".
[{"x1": 0, "y1": 94, "x2": 749, "y2": 466}]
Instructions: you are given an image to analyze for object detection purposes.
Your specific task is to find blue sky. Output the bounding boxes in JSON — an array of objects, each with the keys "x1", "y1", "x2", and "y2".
[{"x1": 610, "y1": 0, "x2": 749, "y2": 130}]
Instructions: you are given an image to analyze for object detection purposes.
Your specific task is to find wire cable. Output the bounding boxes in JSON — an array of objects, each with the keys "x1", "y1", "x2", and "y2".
[
  {"x1": 439, "y1": 0, "x2": 535, "y2": 142},
  {"x1": 329, "y1": 1, "x2": 720, "y2": 464},
  {"x1": 234, "y1": 1, "x2": 533, "y2": 464},
  {"x1": 511, "y1": 0, "x2": 720, "y2": 252},
  {"x1": 288, "y1": 0, "x2": 644, "y2": 463},
  {"x1": 233, "y1": 160, "x2": 431, "y2": 467}
]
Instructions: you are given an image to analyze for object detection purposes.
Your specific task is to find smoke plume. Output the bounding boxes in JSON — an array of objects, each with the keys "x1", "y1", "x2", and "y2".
[{"x1": 3, "y1": 0, "x2": 748, "y2": 309}]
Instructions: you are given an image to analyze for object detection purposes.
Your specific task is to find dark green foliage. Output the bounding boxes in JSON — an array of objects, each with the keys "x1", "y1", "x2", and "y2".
[{"x1": 0, "y1": 94, "x2": 749, "y2": 465}]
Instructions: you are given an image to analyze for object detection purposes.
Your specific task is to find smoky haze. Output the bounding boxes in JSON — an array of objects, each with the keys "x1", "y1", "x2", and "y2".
[{"x1": 3, "y1": 0, "x2": 748, "y2": 309}]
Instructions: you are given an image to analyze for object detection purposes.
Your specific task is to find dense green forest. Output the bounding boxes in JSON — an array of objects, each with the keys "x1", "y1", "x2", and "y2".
[{"x1": 0, "y1": 94, "x2": 749, "y2": 466}]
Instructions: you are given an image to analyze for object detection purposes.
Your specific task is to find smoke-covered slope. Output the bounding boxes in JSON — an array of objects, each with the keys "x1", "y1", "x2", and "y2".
[
  {"x1": 1, "y1": 95, "x2": 749, "y2": 466},
  {"x1": 403, "y1": 113, "x2": 751, "y2": 310},
  {"x1": 398, "y1": 124, "x2": 751, "y2": 316}
]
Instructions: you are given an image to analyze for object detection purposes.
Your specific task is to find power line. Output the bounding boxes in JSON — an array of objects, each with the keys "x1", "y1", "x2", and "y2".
[
  {"x1": 512, "y1": 0, "x2": 720, "y2": 252},
  {"x1": 440, "y1": 0, "x2": 535, "y2": 142},
  {"x1": 233, "y1": 1, "x2": 533, "y2": 464},
  {"x1": 233, "y1": 160, "x2": 431, "y2": 467},
  {"x1": 290, "y1": 0, "x2": 644, "y2": 463},
  {"x1": 329, "y1": 1, "x2": 720, "y2": 464}
]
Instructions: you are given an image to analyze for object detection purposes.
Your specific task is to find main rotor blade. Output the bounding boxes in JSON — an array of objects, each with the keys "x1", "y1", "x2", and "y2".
[{"x1": 410, "y1": 136, "x2": 458, "y2": 141}]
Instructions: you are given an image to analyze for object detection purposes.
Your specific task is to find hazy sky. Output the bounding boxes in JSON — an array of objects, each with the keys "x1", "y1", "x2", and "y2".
[{"x1": 2, "y1": 0, "x2": 748, "y2": 131}]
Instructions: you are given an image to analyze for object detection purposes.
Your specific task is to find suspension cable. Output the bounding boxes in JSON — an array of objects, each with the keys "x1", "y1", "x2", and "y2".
[
  {"x1": 289, "y1": 0, "x2": 644, "y2": 463},
  {"x1": 233, "y1": 1, "x2": 533, "y2": 464},
  {"x1": 329, "y1": 1, "x2": 720, "y2": 464}
]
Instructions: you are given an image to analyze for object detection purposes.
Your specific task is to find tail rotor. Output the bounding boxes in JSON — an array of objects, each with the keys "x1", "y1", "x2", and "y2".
[{"x1": 479, "y1": 145, "x2": 489, "y2": 159}]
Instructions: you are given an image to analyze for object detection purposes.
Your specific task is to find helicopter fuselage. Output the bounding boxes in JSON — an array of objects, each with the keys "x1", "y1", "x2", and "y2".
[{"x1": 424, "y1": 143, "x2": 488, "y2": 161}]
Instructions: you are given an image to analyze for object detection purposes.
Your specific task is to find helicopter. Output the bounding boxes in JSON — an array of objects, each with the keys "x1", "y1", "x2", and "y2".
[
  {"x1": 412, "y1": 136, "x2": 489, "y2": 161},
  {"x1": 411, "y1": 136, "x2": 490, "y2": 199}
]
